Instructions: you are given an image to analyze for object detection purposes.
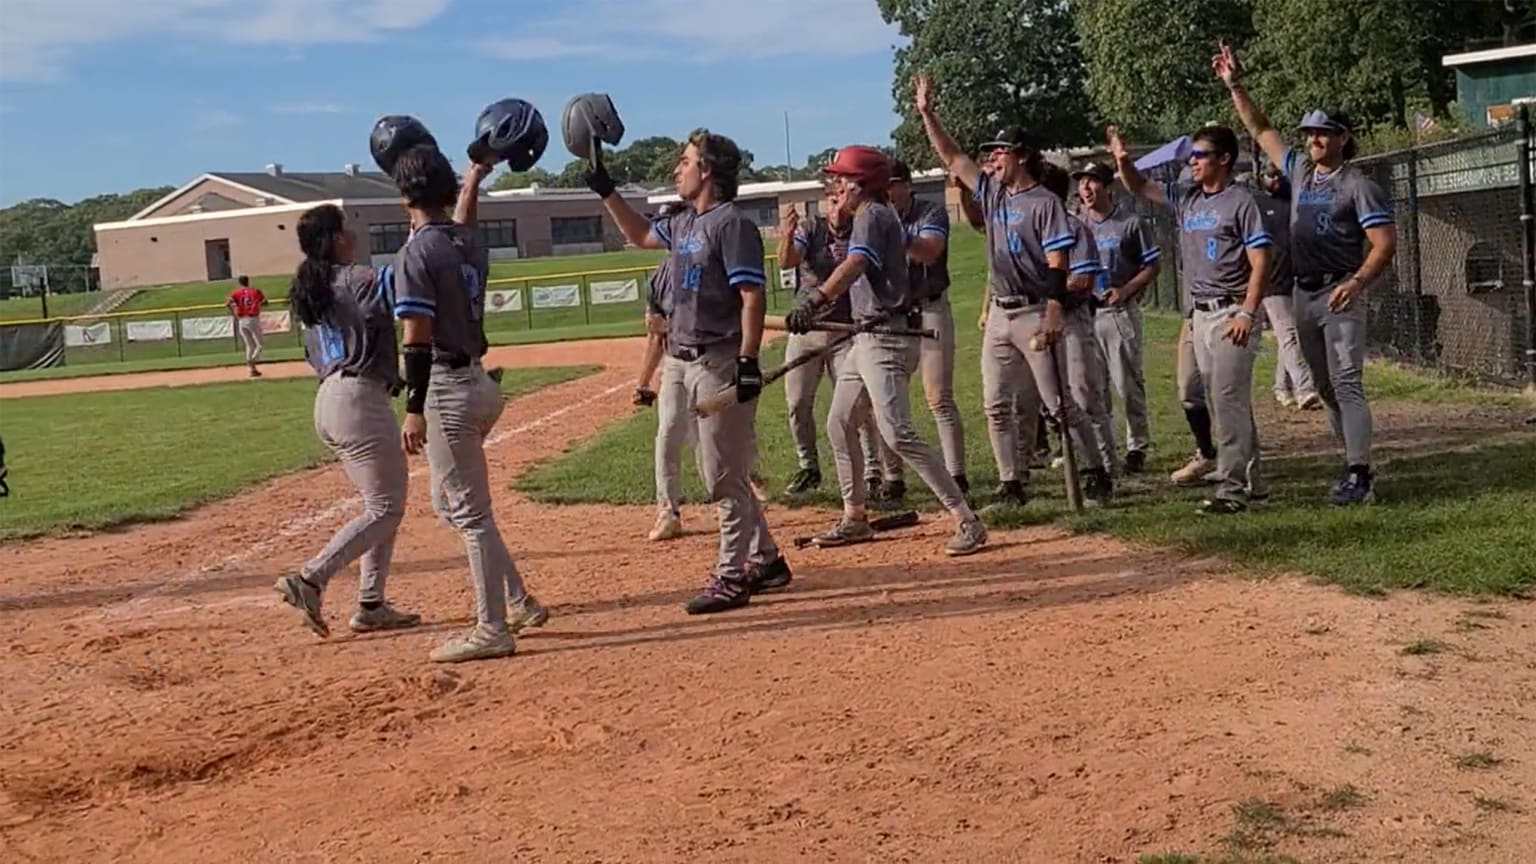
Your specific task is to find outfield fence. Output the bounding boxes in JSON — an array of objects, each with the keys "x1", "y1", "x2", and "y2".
[{"x1": 0, "y1": 259, "x2": 797, "y2": 374}]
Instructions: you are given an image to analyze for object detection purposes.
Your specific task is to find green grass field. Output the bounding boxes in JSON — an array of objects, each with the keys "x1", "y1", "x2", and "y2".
[
  {"x1": 0, "y1": 365, "x2": 596, "y2": 541},
  {"x1": 516, "y1": 231, "x2": 1536, "y2": 598}
]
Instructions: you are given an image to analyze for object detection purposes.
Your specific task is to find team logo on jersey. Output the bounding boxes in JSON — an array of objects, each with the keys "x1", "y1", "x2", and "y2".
[
  {"x1": 1297, "y1": 188, "x2": 1336, "y2": 207},
  {"x1": 1097, "y1": 234, "x2": 1121, "y2": 251},
  {"x1": 1183, "y1": 210, "x2": 1220, "y2": 231},
  {"x1": 678, "y1": 233, "x2": 705, "y2": 255}
]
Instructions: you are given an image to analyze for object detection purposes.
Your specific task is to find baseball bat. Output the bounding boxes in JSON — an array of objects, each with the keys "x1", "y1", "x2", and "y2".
[
  {"x1": 792, "y1": 509, "x2": 919, "y2": 548},
  {"x1": 763, "y1": 316, "x2": 935, "y2": 339},
  {"x1": 694, "y1": 332, "x2": 854, "y2": 418},
  {"x1": 1032, "y1": 333, "x2": 1084, "y2": 513}
]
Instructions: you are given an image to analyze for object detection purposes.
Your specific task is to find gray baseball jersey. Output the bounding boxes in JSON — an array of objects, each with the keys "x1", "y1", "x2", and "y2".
[
  {"x1": 391, "y1": 221, "x2": 490, "y2": 362},
  {"x1": 1084, "y1": 204, "x2": 1160, "y2": 298},
  {"x1": 1161, "y1": 181, "x2": 1271, "y2": 300},
  {"x1": 973, "y1": 173, "x2": 1073, "y2": 301},
  {"x1": 900, "y1": 197, "x2": 950, "y2": 301},
  {"x1": 791, "y1": 216, "x2": 855, "y2": 324},
  {"x1": 846, "y1": 201, "x2": 912, "y2": 322},
  {"x1": 302, "y1": 264, "x2": 400, "y2": 385},
  {"x1": 650, "y1": 202, "x2": 766, "y2": 349},
  {"x1": 1063, "y1": 212, "x2": 1104, "y2": 310},
  {"x1": 1282, "y1": 147, "x2": 1394, "y2": 277},
  {"x1": 647, "y1": 256, "x2": 676, "y2": 319},
  {"x1": 1255, "y1": 191, "x2": 1293, "y2": 295}
]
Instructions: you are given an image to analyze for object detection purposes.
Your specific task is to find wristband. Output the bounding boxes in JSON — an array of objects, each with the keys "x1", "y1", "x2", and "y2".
[
  {"x1": 403, "y1": 343, "x2": 432, "y2": 415},
  {"x1": 1045, "y1": 268, "x2": 1068, "y2": 303},
  {"x1": 1237, "y1": 309, "x2": 1256, "y2": 322}
]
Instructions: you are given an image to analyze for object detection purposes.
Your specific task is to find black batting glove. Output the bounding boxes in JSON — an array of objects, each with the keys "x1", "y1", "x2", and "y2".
[
  {"x1": 735, "y1": 356, "x2": 763, "y2": 403},
  {"x1": 784, "y1": 300, "x2": 820, "y2": 334},
  {"x1": 585, "y1": 162, "x2": 616, "y2": 199},
  {"x1": 633, "y1": 386, "x2": 656, "y2": 407}
]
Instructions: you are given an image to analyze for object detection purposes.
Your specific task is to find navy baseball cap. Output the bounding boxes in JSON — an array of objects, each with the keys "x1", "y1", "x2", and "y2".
[
  {"x1": 980, "y1": 125, "x2": 1042, "y2": 153},
  {"x1": 1070, "y1": 162, "x2": 1115, "y2": 184},
  {"x1": 1297, "y1": 109, "x2": 1353, "y2": 133},
  {"x1": 890, "y1": 159, "x2": 913, "y2": 183}
]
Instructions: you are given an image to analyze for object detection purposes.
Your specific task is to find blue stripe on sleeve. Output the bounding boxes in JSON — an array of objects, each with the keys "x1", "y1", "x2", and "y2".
[
  {"x1": 374, "y1": 264, "x2": 394, "y2": 306},
  {"x1": 848, "y1": 243, "x2": 882, "y2": 268},
  {"x1": 1071, "y1": 261, "x2": 1102, "y2": 274},
  {"x1": 1359, "y1": 212, "x2": 1394, "y2": 228},
  {"x1": 1141, "y1": 247, "x2": 1162, "y2": 264},
  {"x1": 1043, "y1": 234, "x2": 1074, "y2": 252},
  {"x1": 918, "y1": 224, "x2": 948, "y2": 238},
  {"x1": 651, "y1": 220, "x2": 672, "y2": 249},
  {"x1": 394, "y1": 298, "x2": 437, "y2": 318},
  {"x1": 1244, "y1": 233, "x2": 1274, "y2": 249}
]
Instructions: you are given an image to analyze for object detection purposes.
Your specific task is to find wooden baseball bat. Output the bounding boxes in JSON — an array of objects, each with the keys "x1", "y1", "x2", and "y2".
[
  {"x1": 1032, "y1": 333, "x2": 1084, "y2": 513},
  {"x1": 763, "y1": 316, "x2": 936, "y2": 339},
  {"x1": 694, "y1": 332, "x2": 855, "y2": 418}
]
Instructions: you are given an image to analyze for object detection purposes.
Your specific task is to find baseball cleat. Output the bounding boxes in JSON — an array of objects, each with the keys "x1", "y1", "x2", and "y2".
[
  {"x1": 648, "y1": 510, "x2": 683, "y2": 541},
  {"x1": 1083, "y1": 469, "x2": 1114, "y2": 509},
  {"x1": 810, "y1": 517, "x2": 875, "y2": 547},
  {"x1": 1330, "y1": 470, "x2": 1375, "y2": 506},
  {"x1": 945, "y1": 518, "x2": 988, "y2": 557},
  {"x1": 1196, "y1": 497, "x2": 1247, "y2": 515},
  {"x1": 981, "y1": 479, "x2": 1029, "y2": 513},
  {"x1": 349, "y1": 603, "x2": 421, "y2": 633},
  {"x1": 274, "y1": 575, "x2": 328, "y2": 638},
  {"x1": 785, "y1": 467, "x2": 822, "y2": 495},
  {"x1": 509, "y1": 593, "x2": 550, "y2": 633},
  {"x1": 684, "y1": 575, "x2": 751, "y2": 615},
  {"x1": 429, "y1": 625, "x2": 515, "y2": 663},
  {"x1": 1297, "y1": 392, "x2": 1324, "y2": 410},
  {"x1": 870, "y1": 479, "x2": 907, "y2": 511},
  {"x1": 1171, "y1": 453, "x2": 1216, "y2": 486},
  {"x1": 1123, "y1": 449, "x2": 1148, "y2": 475},
  {"x1": 1275, "y1": 391, "x2": 1295, "y2": 408},
  {"x1": 748, "y1": 556, "x2": 793, "y2": 593}
]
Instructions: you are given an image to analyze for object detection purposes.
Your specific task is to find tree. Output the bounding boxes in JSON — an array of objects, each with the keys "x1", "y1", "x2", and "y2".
[
  {"x1": 1073, "y1": 0, "x2": 1256, "y2": 141},
  {"x1": 490, "y1": 167, "x2": 560, "y2": 191},
  {"x1": 879, "y1": 0, "x2": 1097, "y2": 168},
  {"x1": 0, "y1": 188, "x2": 173, "y2": 292}
]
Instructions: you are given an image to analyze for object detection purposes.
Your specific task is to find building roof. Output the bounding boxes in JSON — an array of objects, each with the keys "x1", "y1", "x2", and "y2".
[
  {"x1": 211, "y1": 169, "x2": 399, "y2": 201},
  {"x1": 1442, "y1": 43, "x2": 1536, "y2": 67}
]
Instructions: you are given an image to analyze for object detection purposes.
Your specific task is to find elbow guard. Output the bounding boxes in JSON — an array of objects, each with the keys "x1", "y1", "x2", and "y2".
[
  {"x1": 1045, "y1": 268, "x2": 1068, "y2": 303},
  {"x1": 403, "y1": 343, "x2": 432, "y2": 415}
]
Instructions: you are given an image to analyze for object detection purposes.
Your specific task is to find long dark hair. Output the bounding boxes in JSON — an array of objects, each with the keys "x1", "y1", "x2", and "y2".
[
  {"x1": 391, "y1": 144, "x2": 458, "y2": 210},
  {"x1": 688, "y1": 128, "x2": 742, "y2": 202},
  {"x1": 290, "y1": 204, "x2": 346, "y2": 327}
]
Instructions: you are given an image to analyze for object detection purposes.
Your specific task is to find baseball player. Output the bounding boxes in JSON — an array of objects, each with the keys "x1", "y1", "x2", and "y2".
[
  {"x1": 226, "y1": 275, "x2": 267, "y2": 377},
  {"x1": 1109, "y1": 122, "x2": 1272, "y2": 514},
  {"x1": 1255, "y1": 167, "x2": 1320, "y2": 411},
  {"x1": 380, "y1": 103, "x2": 552, "y2": 662},
  {"x1": 632, "y1": 240, "x2": 695, "y2": 541},
  {"x1": 1219, "y1": 44, "x2": 1397, "y2": 504},
  {"x1": 584, "y1": 121, "x2": 790, "y2": 612},
  {"x1": 782, "y1": 143, "x2": 986, "y2": 555},
  {"x1": 915, "y1": 73, "x2": 1107, "y2": 510},
  {"x1": 1072, "y1": 161, "x2": 1161, "y2": 473},
  {"x1": 879, "y1": 158, "x2": 968, "y2": 500},
  {"x1": 777, "y1": 181, "x2": 886, "y2": 497},
  {"x1": 272, "y1": 204, "x2": 420, "y2": 638}
]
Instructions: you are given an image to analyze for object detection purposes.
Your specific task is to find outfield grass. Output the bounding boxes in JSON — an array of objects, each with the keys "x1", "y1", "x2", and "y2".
[
  {"x1": 0, "y1": 365, "x2": 597, "y2": 540},
  {"x1": 516, "y1": 231, "x2": 1536, "y2": 597}
]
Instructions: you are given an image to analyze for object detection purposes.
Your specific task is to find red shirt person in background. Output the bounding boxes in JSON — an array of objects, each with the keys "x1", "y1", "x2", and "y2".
[{"x1": 226, "y1": 275, "x2": 267, "y2": 377}]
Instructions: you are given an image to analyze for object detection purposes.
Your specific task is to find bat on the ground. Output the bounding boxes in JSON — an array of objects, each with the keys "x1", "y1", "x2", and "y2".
[
  {"x1": 791, "y1": 509, "x2": 919, "y2": 548},
  {"x1": 764, "y1": 316, "x2": 935, "y2": 339},
  {"x1": 1033, "y1": 334, "x2": 1084, "y2": 513},
  {"x1": 694, "y1": 332, "x2": 853, "y2": 418}
]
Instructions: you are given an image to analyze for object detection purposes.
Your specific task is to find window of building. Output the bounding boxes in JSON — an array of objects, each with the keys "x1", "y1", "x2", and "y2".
[
  {"x1": 551, "y1": 215, "x2": 603, "y2": 245},
  {"x1": 1465, "y1": 240, "x2": 1504, "y2": 293},
  {"x1": 477, "y1": 219, "x2": 518, "y2": 249},
  {"x1": 369, "y1": 222, "x2": 410, "y2": 255}
]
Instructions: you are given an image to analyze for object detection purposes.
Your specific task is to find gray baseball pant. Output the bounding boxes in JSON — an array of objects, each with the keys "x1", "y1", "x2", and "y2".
[
  {"x1": 1177, "y1": 317, "x2": 1205, "y2": 410},
  {"x1": 686, "y1": 343, "x2": 779, "y2": 582},
  {"x1": 426, "y1": 363, "x2": 529, "y2": 631},
  {"x1": 238, "y1": 316, "x2": 264, "y2": 363},
  {"x1": 1262, "y1": 294, "x2": 1315, "y2": 400},
  {"x1": 1012, "y1": 366, "x2": 1042, "y2": 484},
  {"x1": 1094, "y1": 303, "x2": 1152, "y2": 453},
  {"x1": 1295, "y1": 286, "x2": 1372, "y2": 466},
  {"x1": 880, "y1": 294, "x2": 966, "y2": 481},
  {"x1": 654, "y1": 354, "x2": 693, "y2": 516},
  {"x1": 1190, "y1": 307, "x2": 1263, "y2": 502},
  {"x1": 827, "y1": 332, "x2": 974, "y2": 517},
  {"x1": 301, "y1": 374, "x2": 406, "y2": 603},
  {"x1": 980, "y1": 303, "x2": 1102, "y2": 483},
  {"x1": 1064, "y1": 305, "x2": 1116, "y2": 474},
  {"x1": 783, "y1": 331, "x2": 882, "y2": 477}
]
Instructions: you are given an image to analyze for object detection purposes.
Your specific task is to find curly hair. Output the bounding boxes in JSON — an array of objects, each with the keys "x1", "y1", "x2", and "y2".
[
  {"x1": 390, "y1": 144, "x2": 458, "y2": 209},
  {"x1": 687, "y1": 128, "x2": 742, "y2": 202}
]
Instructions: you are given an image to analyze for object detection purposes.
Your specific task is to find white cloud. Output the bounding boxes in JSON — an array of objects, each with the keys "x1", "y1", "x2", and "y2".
[
  {"x1": 0, "y1": 0, "x2": 453, "y2": 80},
  {"x1": 477, "y1": 0, "x2": 898, "y2": 64},
  {"x1": 271, "y1": 102, "x2": 348, "y2": 115}
]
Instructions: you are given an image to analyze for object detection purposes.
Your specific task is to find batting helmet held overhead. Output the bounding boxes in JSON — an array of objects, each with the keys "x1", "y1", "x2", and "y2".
[
  {"x1": 468, "y1": 98, "x2": 549, "y2": 171},
  {"x1": 823, "y1": 145, "x2": 892, "y2": 192},
  {"x1": 561, "y1": 93, "x2": 625, "y2": 162},
  {"x1": 370, "y1": 114, "x2": 438, "y2": 176}
]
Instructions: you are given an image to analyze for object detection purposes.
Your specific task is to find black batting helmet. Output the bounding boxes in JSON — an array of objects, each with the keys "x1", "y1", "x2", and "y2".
[
  {"x1": 468, "y1": 98, "x2": 549, "y2": 171},
  {"x1": 370, "y1": 114, "x2": 437, "y2": 176},
  {"x1": 562, "y1": 93, "x2": 625, "y2": 162}
]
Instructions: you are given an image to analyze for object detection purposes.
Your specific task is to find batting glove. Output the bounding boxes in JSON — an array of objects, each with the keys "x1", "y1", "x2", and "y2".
[
  {"x1": 735, "y1": 356, "x2": 763, "y2": 403},
  {"x1": 633, "y1": 386, "x2": 657, "y2": 407}
]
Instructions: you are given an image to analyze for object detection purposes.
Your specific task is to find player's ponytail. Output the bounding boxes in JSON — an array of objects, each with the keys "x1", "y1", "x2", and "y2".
[{"x1": 290, "y1": 204, "x2": 345, "y2": 327}]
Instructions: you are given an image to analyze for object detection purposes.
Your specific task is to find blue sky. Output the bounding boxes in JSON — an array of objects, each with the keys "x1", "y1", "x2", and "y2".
[{"x1": 0, "y1": 0, "x2": 906, "y2": 206}]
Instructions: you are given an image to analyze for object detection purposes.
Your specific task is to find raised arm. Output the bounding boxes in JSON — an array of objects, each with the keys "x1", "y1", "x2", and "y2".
[
  {"x1": 1214, "y1": 43, "x2": 1288, "y2": 170},
  {"x1": 957, "y1": 176, "x2": 986, "y2": 232},
  {"x1": 454, "y1": 162, "x2": 491, "y2": 229},
  {"x1": 586, "y1": 155, "x2": 667, "y2": 249},
  {"x1": 1107, "y1": 125, "x2": 1166, "y2": 208},
  {"x1": 914, "y1": 73, "x2": 982, "y2": 192},
  {"x1": 778, "y1": 207, "x2": 804, "y2": 269}
]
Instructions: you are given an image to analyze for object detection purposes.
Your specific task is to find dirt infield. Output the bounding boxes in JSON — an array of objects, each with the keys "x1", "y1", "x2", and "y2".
[{"x1": 1, "y1": 346, "x2": 1533, "y2": 863}]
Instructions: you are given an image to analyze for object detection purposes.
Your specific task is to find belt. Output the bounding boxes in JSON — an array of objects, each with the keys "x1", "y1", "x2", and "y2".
[
  {"x1": 1295, "y1": 271, "x2": 1351, "y2": 291},
  {"x1": 1191, "y1": 296, "x2": 1243, "y2": 312},
  {"x1": 430, "y1": 352, "x2": 473, "y2": 369},
  {"x1": 338, "y1": 370, "x2": 401, "y2": 396},
  {"x1": 993, "y1": 295, "x2": 1041, "y2": 310}
]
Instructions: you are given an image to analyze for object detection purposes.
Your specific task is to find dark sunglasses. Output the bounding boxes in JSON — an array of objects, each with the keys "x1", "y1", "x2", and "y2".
[{"x1": 1189, "y1": 148, "x2": 1215, "y2": 161}]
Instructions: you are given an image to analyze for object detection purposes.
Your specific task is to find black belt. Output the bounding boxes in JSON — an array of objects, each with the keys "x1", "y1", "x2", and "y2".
[
  {"x1": 1295, "y1": 272, "x2": 1351, "y2": 291},
  {"x1": 1191, "y1": 296, "x2": 1243, "y2": 312},
  {"x1": 993, "y1": 296, "x2": 1041, "y2": 310},
  {"x1": 433, "y1": 352, "x2": 472, "y2": 369}
]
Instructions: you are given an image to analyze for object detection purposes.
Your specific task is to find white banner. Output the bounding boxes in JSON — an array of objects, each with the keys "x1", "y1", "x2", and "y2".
[
  {"x1": 486, "y1": 288, "x2": 523, "y2": 314},
  {"x1": 183, "y1": 316, "x2": 234, "y2": 341},
  {"x1": 531, "y1": 284, "x2": 580, "y2": 309},
  {"x1": 126, "y1": 320, "x2": 175, "y2": 342},
  {"x1": 589, "y1": 279, "x2": 639, "y2": 305},
  {"x1": 64, "y1": 322, "x2": 112, "y2": 346},
  {"x1": 259, "y1": 310, "x2": 291, "y2": 334}
]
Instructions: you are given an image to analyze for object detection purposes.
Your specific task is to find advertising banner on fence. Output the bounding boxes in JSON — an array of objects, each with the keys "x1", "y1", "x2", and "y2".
[
  {"x1": 531, "y1": 284, "x2": 580, "y2": 309},
  {"x1": 126, "y1": 320, "x2": 174, "y2": 342},
  {"x1": 779, "y1": 266, "x2": 797, "y2": 292},
  {"x1": 64, "y1": 322, "x2": 112, "y2": 347},
  {"x1": 182, "y1": 316, "x2": 234, "y2": 341},
  {"x1": 589, "y1": 279, "x2": 639, "y2": 305},
  {"x1": 260, "y1": 310, "x2": 292, "y2": 334},
  {"x1": 486, "y1": 288, "x2": 523, "y2": 313}
]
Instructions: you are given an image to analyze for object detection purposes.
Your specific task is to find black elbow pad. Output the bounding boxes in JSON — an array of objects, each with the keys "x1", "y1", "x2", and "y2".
[{"x1": 402, "y1": 343, "x2": 432, "y2": 414}]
